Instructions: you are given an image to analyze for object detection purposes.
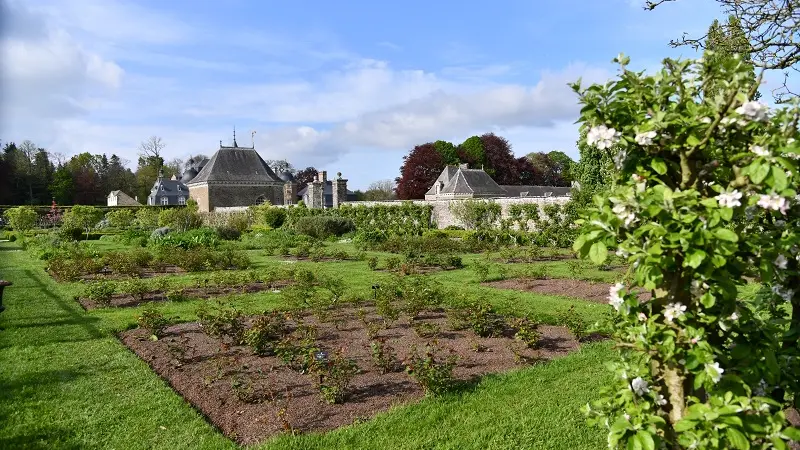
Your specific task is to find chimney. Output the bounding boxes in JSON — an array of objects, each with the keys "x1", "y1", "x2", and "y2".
[
  {"x1": 319, "y1": 171, "x2": 328, "y2": 183},
  {"x1": 135, "y1": 196, "x2": 138, "y2": 202},
  {"x1": 459, "y1": 163, "x2": 469, "y2": 170}
]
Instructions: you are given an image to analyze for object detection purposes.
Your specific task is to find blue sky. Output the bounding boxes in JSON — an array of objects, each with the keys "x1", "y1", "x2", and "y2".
[{"x1": 1, "y1": 0, "x2": 784, "y2": 189}]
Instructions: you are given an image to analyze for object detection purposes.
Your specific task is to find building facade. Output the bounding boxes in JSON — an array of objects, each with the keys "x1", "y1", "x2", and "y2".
[
  {"x1": 107, "y1": 190, "x2": 141, "y2": 206},
  {"x1": 147, "y1": 170, "x2": 190, "y2": 206},
  {"x1": 425, "y1": 164, "x2": 571, "y2": 201}
]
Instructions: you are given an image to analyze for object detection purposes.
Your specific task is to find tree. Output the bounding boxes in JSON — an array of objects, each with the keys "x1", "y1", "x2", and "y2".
[
  {"x1": 3, "y1": 206, "x2": 37, "y2": 233},
  {"x1": 547, "y1": 151, "x2": 575, "y2": 185},
  {"x1": 63, "y1": 205, "x2": 103, "y2": 239},
  {"x1": 363, "y1": 179, "x2": 396, "y2": 201},
  {"x1": 570, "y1": 129, "x2": 615, "y2": 207},
  {"x1": 525, "y1": 152, "x2": 558, "y2": 186},
  {"x1": 50, "y1": 165, "x2": 75, "y2": 205},
  {"x1": 433, "y1": 140, "x2": 459, "y2": 165},
  {"x1": 106, "y1": 209, "x2": 135, "y2": 229},
  {"x1": 165, "y1": 157, "x2": 184, "y2": 177},
  {"x1": 266, "y1": 159, "x2": 294, "y2": 175},
  {"x1": 646, "y1": 0, "x2": 800, "y2": 102},
  {"x1": 480, "y1": 133, "x2": 522, "y2": 184},
  {"x1": 574, "y1": 53, "x2": 800, "y2": 449},
  {"x1": 395, "y1": 143, "x2": 445, "y2": 200},
  {"x1": 295, "y1": 167, "x2": 319, "y2": 185},
  {"x1": 457, "y1": 136, "x2": 486, "y2": 168},
  {"x1": 703, "y1": 16, "x2": 761, "y2": 100},
  {"x1": 138, "y1": 136, "x2": 165, "y2": 160}
]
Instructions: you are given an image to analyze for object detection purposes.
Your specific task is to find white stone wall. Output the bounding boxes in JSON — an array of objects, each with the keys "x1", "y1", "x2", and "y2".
[{"x1": 343, "y1": 196, "x2": 571, "y2": 229}]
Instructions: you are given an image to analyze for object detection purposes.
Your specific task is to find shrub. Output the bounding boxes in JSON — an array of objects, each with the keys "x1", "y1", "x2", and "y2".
[
  {"x1": 471, "y1": 260, "x2": 491, "y2": 282},
  {"x1": 510, "y1": 317, "x2": 540, "y2": 348},
  {"x1": 367, "y1": 256, "x2": 379, "y2": 271},
  {"x1": 197, "y1": 304, "x2": 245, "y2": 343},
  {"x1": 557, "y1": 305, "x2": 586, "y2": 340},
  {"x1": 405, "y1": 342, "x2": 458, "y2": 396},
  {"x1": 244, "y1": 312, "x2": 288, "y2": 356},
  {"x1": 137, "y1": 305, "x2": 168, "y2": 338},
  {"x1": 158, "y1": 206, "x2": 202, "y2": 232},
  {"x1": 62, "y1": 205, "x2": 103, "y2": 239},
  {"x1": 216, "y1": 227, "x2": 241, "y2": 241},
  {"x1": 462, "y1": 301, "x2": 506, "y2": 337},
  {"x1": 134, "y1": 208, "x2": 159, "y2": 230},
  {"x1": 3, "y1": 206, "x2": 37, "y2": 233},
  {"x1": 58, "y1": 226, "x2": 84, "y2": 242},
  {"x1": 119, "y1": 278, "x2": 149, "y2": 303},
  {"x1": 84, "y1": 280, "x2": 117, "y2": 306},
  {"x1": 293, "y1": 216, "x2": 355, "y2": 239},
  {"x1": 106, "y1": 209, "x2": 135, "y2": 229},
  {"x1": 312, "y1": 350, "x2": 359, "y2": 404},
  {"x1": 449, "y1": 199, "x2": 501, "y2": 230},
  {"x1": 252, "y1": 204, "x2": 287, "y2": 229},
  {"x1": 369, "y1": 338, "x2": 402, "y2": 374}
]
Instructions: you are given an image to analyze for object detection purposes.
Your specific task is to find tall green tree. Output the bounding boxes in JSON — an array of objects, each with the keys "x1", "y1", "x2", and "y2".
[
  {"x1": 570, "y1": 129, "x2": 615, "y2": 207},
  {"x1": 457, "y1": 136, "x2": 486, "y2": 168},
  {"x1": 704, "y1": 15, "x2": 761, "y2": 100},
  {"x1": 433, "y1": 140, "x2": 459, "y2": 165}
]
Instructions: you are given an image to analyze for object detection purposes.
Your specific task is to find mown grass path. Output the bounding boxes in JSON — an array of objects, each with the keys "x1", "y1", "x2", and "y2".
[{"x1": 0, "y1": 241, "x2": 612, "y2": 449}]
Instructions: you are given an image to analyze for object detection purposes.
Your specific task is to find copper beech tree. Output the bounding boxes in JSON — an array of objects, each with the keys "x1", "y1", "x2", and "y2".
[{"x1": 575, "y1": 54, "x2": 800, "y2": 449}]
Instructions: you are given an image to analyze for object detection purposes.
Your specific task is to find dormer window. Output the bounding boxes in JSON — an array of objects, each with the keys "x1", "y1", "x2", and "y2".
[
  {"x1": 161, "y1": 196, "x2": 169, "y2": 205},
  {"x1": 160, "y1": 185, "x2": 164, "y2": 191},
  {"x1": 178, "y1": 197, "x2": 186, "y2": 205},
  {"x1": 177, "y1": 185, "x2": 182, "y2": 191}
]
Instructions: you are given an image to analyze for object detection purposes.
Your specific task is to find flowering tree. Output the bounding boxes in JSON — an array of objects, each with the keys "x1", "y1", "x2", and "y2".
[{"x1": 574, "y1": 54, "x2": 800, "y2": 449}]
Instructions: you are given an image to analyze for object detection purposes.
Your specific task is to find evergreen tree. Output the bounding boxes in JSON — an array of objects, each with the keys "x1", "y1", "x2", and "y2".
[{"x1": 704, "y1": 15, "x2": 761, "y2": 100}]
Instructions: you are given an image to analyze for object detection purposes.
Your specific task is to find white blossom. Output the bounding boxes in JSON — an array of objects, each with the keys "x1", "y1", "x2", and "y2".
[
  {"x1": 635, "y1": 130, "x2": 657, "y2": 146},
  {"x1": 664, "y1": 303, "x2": 687, "y2": 323},
  {"x1": 772, "y1": 285, "x2": 795, "y2": 301},
  {"x1": 616, "y1": 248, "x2": 630, "y2": 258},
  {"x1": 608, "y1": 283, "x2": 625, "y2": 311},
  {"x1": 623, "y1": 413, "x2": 631, "y2": 421},
  {"x1": 631, "y1": 377, "x2": 650, "y2": 396},
  {"x1": 750, "y1": 145, "x2": 770, "y2": 156},
  {"x1": 586, "y1": 125, "x2": 621, "y2": 150},
  {"x1": 656, "y1": 394, "x2": 667, "y2": 406},
  {"x1": 730, "y1": 312, "x2": 739, "y2": 321},
  {"x1": 632, "y1": 174, "x2": 645, "y2": 183},
  {"x1": 638, "y1": 312, "x2": 647, "y2": 322},
  {"x1": 715, "y1": 190, "x2": 742, "y2": 208},
  {"x1": 613, "y1": 150, "x2": 627, "y2": 170},
  {"x1": 735, "y1": 101, "x2": 769, "y2": 122},
  {"x1": 756, "y1": 193, "x2": 789, "y2": 215},
  {"x1": 690, "y1": 279, "x2": 709, "y2": 297},
  {"x1": 754, "y1": 379, "x2": 768, "y2": 397},
  {"x1": 701, "y1": 117, "x2": 712, "y2": 124},
  {"x1": 774, "y1": 254, "x2": 788, "y2": 269},
  {"x1": 706, "y1": 362, "x2": 724, "y2": 383},
  {"x1": 612, "y1": 203, "x2": 637, "y2": 227}
]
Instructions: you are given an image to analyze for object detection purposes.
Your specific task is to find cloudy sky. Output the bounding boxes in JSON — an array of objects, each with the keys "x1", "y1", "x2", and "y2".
[{"x1": 0, "y1": 0, "x2": 784, "y2": 189}]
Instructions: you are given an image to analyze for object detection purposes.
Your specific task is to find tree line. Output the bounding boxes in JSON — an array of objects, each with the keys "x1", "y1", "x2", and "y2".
[{"x1": 394, "y1": 132, "x2": 575, "y2": 200}]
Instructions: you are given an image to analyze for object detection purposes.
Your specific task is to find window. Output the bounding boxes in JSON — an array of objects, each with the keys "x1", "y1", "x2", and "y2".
[
  {"x1": 161, "y1": 196, "x2": 169, "y2": 206},
  {"x1": 178, "y1": 197, "x2": 186, "y2": 205},
  {"x1": 177, "y1": 185, "x2": 182, "y2": 191}
]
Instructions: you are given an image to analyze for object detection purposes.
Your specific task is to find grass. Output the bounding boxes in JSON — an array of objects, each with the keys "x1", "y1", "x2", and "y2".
[{"x1": 0, "y1": 239, "x2": 615, "y2": 449}]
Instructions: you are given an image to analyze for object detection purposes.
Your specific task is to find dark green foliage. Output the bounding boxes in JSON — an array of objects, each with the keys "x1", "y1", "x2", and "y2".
[
  {"x1": 434, "y1": 140, "x2": 460, "y2": 165},
  {"x1": 137, "y1": 305, "x2": 168, "y2": 338},
  {"x1": 149, "y1": 227, "x2": 220, "y2": 250},
  {"x1": 313, "y1": 350, "x2": 360, "y2": 404},
  {"x1": 197, "y1": 304, "x2": 245, "y2": 344},
  {"x1": 215, "y1": 227, "x2": 241, "y2": 241},
  {"x1": 405, "y1": 342, "x2": 459, "y2": 396},
  {"x1": 293, "y1": 216, "x2": 355, "y2": 239},
  {"x1": 369, "y1": 338, "x2": 402, "y2": 374},
  {"x1": 558, "y1": 305, "x2": 587, "y2": 340},
  {"x1": 288, "y1": 202, "x2": 434, "y2": 237},
  {"x1": 83, "y1": 280, "x2": 117, "y2": 306},
  {"x1": 458, "y1": 136, "x2": 486, "y2": 167},
  {"x1": 244, "y1": 312, "x2": 289, "y2": 356}
]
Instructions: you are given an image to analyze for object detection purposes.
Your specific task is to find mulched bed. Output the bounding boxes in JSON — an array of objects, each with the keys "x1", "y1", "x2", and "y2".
[
  {"x1": 120, "y1": 306, "x2": 580, "y2": 445},
  {"x1": 78, "y1": 281, "x2": 292, "y2": 310},
  {"x1": 483, "y1": 277, "x2": 652, "y2": 304},
  {"x1": 61, "y1": 265, "x2": 187, "y2": 282},
  {"x1": 495, "y1": 254, "x2": 576, "y2": 263}
]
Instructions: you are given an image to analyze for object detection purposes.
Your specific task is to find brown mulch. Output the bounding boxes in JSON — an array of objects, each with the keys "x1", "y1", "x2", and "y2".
[
  {"x1": 120, "y1": 306, "x2": 580, "y2": 446},
  {"x1": 495, "y1": 254, "x2": 576, "y2": 263},
  {"x1": 79, "y1": 281, "x2": 292, "y2": 310},
  {"x1": 483, "y1": 277, "x2": 652, "y2": 304},
  {"x1": 73, "y1": 265, "x2": 187, "y2": 281}
]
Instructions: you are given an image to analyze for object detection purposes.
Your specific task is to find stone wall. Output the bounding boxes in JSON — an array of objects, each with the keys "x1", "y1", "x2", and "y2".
[
  {"x1": 189, "y1": 185, "x2": 210, "y2": 212},
  {"x1": 208, "y1": 184, "x2": 283, "y2": 210},
  {"x1": 344, "y1": 196, "x2": 571, "y2": 229}
]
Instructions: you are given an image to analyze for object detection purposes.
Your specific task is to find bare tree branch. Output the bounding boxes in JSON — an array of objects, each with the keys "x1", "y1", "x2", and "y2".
[
  {"x1": 138, "y1": 136, "x2": 166, "y2": 160},
  {"x1": 647, "y1": 0, "x2": 800, "y2": 102}
]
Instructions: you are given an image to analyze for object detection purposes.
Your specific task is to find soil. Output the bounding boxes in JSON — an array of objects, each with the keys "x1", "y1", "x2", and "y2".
[
  {"x1": 73, "y1": 265, "x2": 187, "y2": 281},
  {"x1": 79, "y1": 281, "x2": 292, "y2": 310},
  {"x1": 495, "y1": 254, "x2": 576, "y2": 263},
  {"x1": 120, "y1": 305, "x2": 580, "y2": 445},
  {"x1": 483, "y1": 277, "x2": 652, "y2": 304}
]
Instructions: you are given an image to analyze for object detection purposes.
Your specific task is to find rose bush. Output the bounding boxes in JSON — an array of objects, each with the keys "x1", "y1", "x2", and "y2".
[{"x1": 574, "y1": 54, "x2": 800, "y2": 449}]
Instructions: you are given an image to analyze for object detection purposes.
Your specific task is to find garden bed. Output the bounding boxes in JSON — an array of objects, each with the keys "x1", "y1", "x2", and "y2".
[
  {"x1": 79, "y1": 281, "x2": 291, "y2": 310},
  {"x1": 483, "y1": 277, "x2": 652, "y2": 304},
  {"x1": 76, "y1": 265, "x2": 187, "y2": 281},
  {"x1": 120, "y1": 305, "x2": 580, "y2": 445}
]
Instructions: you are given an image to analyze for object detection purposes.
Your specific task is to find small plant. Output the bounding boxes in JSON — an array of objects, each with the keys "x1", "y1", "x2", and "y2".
[
  {"x1": 313, "y1": 350, "x2": 360, "y2": 404},
  {"x1": 231, "y1": 374, "x2": 260, "y2": 403},
  {"x1": 557, "y1": 305, "x2": 587, "y2": 340},
  {"x1": 469, "y1": 339, "x2": 488, "y2": 353},
  {"x1": 197, "y1": 304, "x2": 245, "y2": 344},
  {"x1": 385, "y1": 256, "x2": 401, "y2": 271},
  {"x1": 84, "y1": 280, "x2": 117, "y2": 306},
  {"x1": 405, "y1": 342, "x2": 458, "y2": 396},
  {"x1": 471, "y1": 260, "x2": 490, "y2": 282},
  {"x1": 463, "y1": 302, "x2": 506, "y2": 337},
  {"x1": 365, "y1": 320, "x2": 382, "y2": 339},
  {"x1": 244, "y1": 312, "x2": 288, "y2": 356},
  {"x1": 523, "y1": 265, "x2": 548, "y2": 280},
  {"x1": 510, "y1": 317, "x2": 541, "y2": 348},
  {"x1": 137, "y1": 305, "x2": 168, "y2": 339},
  {"x1": 119, "y1": 278, "x2": 149, "y2": 303},
  {"x1": 507, "y1": 341, "x2": 539, "y2": 365},
  {"x1": 411, "y1": 321, "x2": 441, "y2": 338},
  {"x1": 566, "y1": 260, "x2": 583, "y2": 278},
  {"x1": 366, "y1": 257, "x2": 379, "y2": 271},
  {"x1": 165, "y1": 289, "x2": 187, "y2": 302},
  {"x1": 369, "y1": 338, "x2": 402, "y2": 374}
]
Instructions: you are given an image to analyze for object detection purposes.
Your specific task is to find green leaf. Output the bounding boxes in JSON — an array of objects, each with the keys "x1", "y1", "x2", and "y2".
[
  {"x1": 714, "y1": 228, "x2": 739, "y2": 242},
  {"x1": 685, "y1": 249, "x2": 707, "y2": 268},
  {"x1": 572, "y1": 234, "x2": 588, "y2": 255},
  {"x1": 782, "y1": 427, "x2": 800, "y2": 441},
  {"x1": 651, "y1": 158, "x2": 667, "y2": 175},
  {"x1": 674, "y1": 419, "x2": 698, "y2": 432},
  {"x1": 589, "y1": 241, "x2": 608, "y2": 265},
  {"x1": 750, "y1": 162, "x2": 770, "y2": 184},
  {"x1": 726, "y1": 428, "x2": 750, "y2": 450},
  {"x1": 635, "y1": 431, "x2": 655, "y2": 450},
  {"x1": 686, "y1": 134, "x2": 701, "y2": 146},
  {"x1": 719, "y1": 207, "x2": 733, "y2": 221},
  {"x1": 626, "y1": 436, "x2": 642, "y2": 450},
  {"x1": 771, "y1": 165, "x2": 788, "y2": 191}
]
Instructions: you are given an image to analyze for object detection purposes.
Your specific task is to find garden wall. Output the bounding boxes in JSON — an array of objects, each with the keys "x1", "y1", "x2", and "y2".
[{"x1": 344, "y1": 196, "x2": 571, "y2": 229}]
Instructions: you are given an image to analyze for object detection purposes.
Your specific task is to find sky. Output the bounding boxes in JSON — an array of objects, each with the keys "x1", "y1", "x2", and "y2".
[{"x1": 0, "y1": 0, "x2": 791, "y2": 189}]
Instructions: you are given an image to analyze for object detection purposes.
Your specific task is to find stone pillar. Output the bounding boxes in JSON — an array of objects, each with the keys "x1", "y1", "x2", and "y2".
[
  {"x1": 283, "y1": 181, "x2": 297, "y2": 205},
  {"x1": 332, "y1": 173, "x2": 348, "y2": 208},
  {"x1": 308, "y1": 180, "x2": 324, "y2": 209}
]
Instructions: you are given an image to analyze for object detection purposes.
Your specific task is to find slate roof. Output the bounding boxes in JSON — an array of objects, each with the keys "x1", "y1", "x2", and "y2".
[
  {"x1": 500, "y1": 185, "x2": 572, "y2": 197},
  {"x1": 187, "y1": 144, "x2": 281, "y2": 185},
  {"x1": 108, "y1": 190, "x2": 141, "y2": 206},
  {"x1": 426, "y1": 165, "x2": 572, "y2": 198},
  {"x1": 149, "y1": 177, "x2": 188, "y2": 199}
]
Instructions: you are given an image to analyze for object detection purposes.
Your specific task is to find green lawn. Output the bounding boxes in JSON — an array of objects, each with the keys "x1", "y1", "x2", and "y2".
[{"x1": 0, "y1": 241, "x2": 613, "y2": 449}]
